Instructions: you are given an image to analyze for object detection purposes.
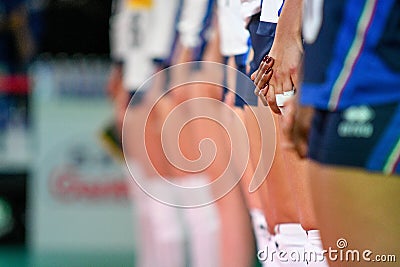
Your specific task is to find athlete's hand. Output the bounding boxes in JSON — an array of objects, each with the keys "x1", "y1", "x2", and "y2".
[
  {"x1": 257, "y1": 0, "x2": 305, "y2": 115},
  {"x1": 251, "y1": 56, "x2": 275, "y2": 107},
  {"x1": 251, "y1": 55, "x2": 274, "y2": 94},
  {"x1": 266, "y1": 32, "x2": 303, "y2": 115},
  {"x1": 281, "y1": 96, "x2": 314, "y2": 158}
]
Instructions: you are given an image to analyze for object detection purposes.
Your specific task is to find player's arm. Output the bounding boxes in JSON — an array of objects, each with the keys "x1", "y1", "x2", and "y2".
[
  {"x1": 256, "y1": 0, "x2": 304, "y2": 114},
  {"x1": 276, "y1": 0, "x2": 313, "y2": 157}
]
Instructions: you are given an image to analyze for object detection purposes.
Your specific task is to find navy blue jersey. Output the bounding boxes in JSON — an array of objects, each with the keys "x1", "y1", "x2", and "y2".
[{"x1": 301, "y1": 0, "x2": 400, "y2": 111}]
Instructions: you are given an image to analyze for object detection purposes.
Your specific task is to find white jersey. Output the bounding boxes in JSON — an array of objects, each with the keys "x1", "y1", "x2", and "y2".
[
  {"x1": 240, "y1": 0, "x2": 261, "y2": 21},
  {"x1": 177, "y1": 0, "x2": 211, "y2": 48},
  {"x1": 118, "y1": 0, "x2": 153, "y2": 91},
  {"x1": 217, "y1": 0, "x2": 250, "y2": 56},
  {"x1": 110, "y1": 0, "x2": 180, "y2": 91},
  {"x1": 260, "y1": 0, "x2": 284, "y2": 23},
  {"x1": 146, "y1": 0, "x2": 180, "y2": 61},
  {"x1": 109, "y1": 0, "x2": 133, "y2": 63},
  {"x1": 123, "y1": 8, "x2": 154, "y2": 91}
]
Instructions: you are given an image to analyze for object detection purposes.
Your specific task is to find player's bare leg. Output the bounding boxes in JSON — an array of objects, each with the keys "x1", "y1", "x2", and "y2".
[{"x1": 309, "y1": 163, "x2": 400, "y2": 267}]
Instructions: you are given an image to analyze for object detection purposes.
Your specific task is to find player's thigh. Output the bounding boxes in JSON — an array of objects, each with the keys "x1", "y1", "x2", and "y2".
[{"x1": 309, "y1": 162, "x2": 400, "y2": 266}]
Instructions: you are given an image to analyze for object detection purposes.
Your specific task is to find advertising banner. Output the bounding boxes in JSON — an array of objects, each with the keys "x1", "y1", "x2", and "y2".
[{"x1": 29, "y1": 58, "x2": 136, "y2": 253}]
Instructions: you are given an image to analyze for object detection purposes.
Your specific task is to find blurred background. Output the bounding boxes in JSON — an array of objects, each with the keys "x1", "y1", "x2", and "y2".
[{"x1": 0, "y1": 0, "x2": 138, "y2": 266}]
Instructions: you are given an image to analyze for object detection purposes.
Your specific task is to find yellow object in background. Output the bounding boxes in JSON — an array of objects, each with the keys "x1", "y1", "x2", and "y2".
[{"x1": 127, "y1": 0, "x2": 153, "y2": 9}]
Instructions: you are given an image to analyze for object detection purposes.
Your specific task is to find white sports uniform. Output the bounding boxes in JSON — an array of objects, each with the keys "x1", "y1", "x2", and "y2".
[
  {"x1": 118, "y1": 1, "x2": 221, "y2": 266},
  {"x1": 123, "y1": 0, "x2": 153, "y2": 91},
  {"x1": 110, "y1": 0, "x2": 131, "y2": 64},
  {"x1": 109, "y1": 0, "x2": 153, "y2": 91},
  {"x1": 217, "y1": 0, "x2": 250, "y2": 56},
  {"x1": 260, "y1": 0, "x2": 283, "y2": 23},
  {"x1": 177, "y1": 0, "x2": 212, "y2": 49},
  {"x1": 240, "y1": 0, "x2": 261, "y2": 23},
  {"x1": 146, "y1": 0, "x2": 180, "y2": 61},
  {"x1": 110, "y1": 0, "x2": 180, "y2": 92},
  {"x1": 257, "y1": 1, "x2": 328, "y2": 266}
]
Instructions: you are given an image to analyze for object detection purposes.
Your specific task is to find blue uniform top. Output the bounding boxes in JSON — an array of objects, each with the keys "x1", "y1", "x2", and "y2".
[{"x1": 300, "y1": 0, "x2": 400, "y2": 111}]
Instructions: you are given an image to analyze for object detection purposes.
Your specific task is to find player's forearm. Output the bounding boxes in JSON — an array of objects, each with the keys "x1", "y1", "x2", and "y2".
[{"x1": 275, "y1": 0, "x2": 303, "y2": 42}]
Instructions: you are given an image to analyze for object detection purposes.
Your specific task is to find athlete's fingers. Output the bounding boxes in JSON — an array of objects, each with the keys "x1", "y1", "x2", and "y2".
[
  {"x1": 290, "y1": 69, "x2": 301, "y2": 93},
  {"x1": 253, "y1": 56, "x2": 275, "y2": 96},
  {"x1": 271, "y1": 69, "x2": 284, "y2": 96},
  {"x1": 282, "y1": 74, "x2": 294, "y2": 94},
  {"x1": 252, "y1": 61, "x2": 266, "y2": 85},
  {"x1": 250, "y1": 70, "x2": 257, "y2": 81},
  {"x1": 254, "y1": 56, "x2": 274, "y2": 85},
  {"x1": 253, "y1": 68, "x2": 261, "y2": 96},
  {"x1": 258, "y1": 86, "x2": 269, "y2": 106},
  {"x1": 266, "y1": 84, "x2": 281, "y2": 114},
  {"x1": 254, "y1": 68, "x2": 273, "y2": 96},
  {"x1": 267, "y1": 74, "x2": 282, "y2": 114}
]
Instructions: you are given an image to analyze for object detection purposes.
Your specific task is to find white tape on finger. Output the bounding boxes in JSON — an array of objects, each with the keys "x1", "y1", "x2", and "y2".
[{"x1": 276, "y1": 89, "x2": 295, "y2": 115}]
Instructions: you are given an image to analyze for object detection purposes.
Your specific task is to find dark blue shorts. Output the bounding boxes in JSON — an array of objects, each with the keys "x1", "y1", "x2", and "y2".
[
  {"x1": 308, "y1": 102, "x2": 400, "y2": 175},
  {"x1": 221, "y1": 54, "x2": 249, "y2": 107},
  {"x1": 235, "y1": 13, "x2": 277, "y2": 107}
]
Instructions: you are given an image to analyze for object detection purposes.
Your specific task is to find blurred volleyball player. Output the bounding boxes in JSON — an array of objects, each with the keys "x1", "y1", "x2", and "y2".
[
  {"x1": 170, "y1": 1, "x2": 259, "y2": 266},
  {"x1": 245, "y1": 0, "x2": 329, "y2": 266},
  {"x1": 103, "y1": 0, "x2": 131, "y2": 159},
  {"x1": 251, "y1": 0, "x2": 328, "y2": 266},
  {"x1": 109, "y1": 1, "x2": 186, "y2": 266},
  {"x1": 238, "y1": 2, "x2": 302, "y2": 267},
  {"x1": 282, "y1": 1, "x2": 400, "y2": 266},
  {"x1": 217, "y1": 0, "x2": 272, "y2": 264},
  {"x1": 120, "y1": 0, "x2": 224, "y2": 266}
]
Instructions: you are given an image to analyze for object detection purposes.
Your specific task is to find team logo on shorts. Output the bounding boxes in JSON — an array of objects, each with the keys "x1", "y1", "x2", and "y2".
[{"x1": 338, "y1": 105, "x2": 375, "y2": 138}]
